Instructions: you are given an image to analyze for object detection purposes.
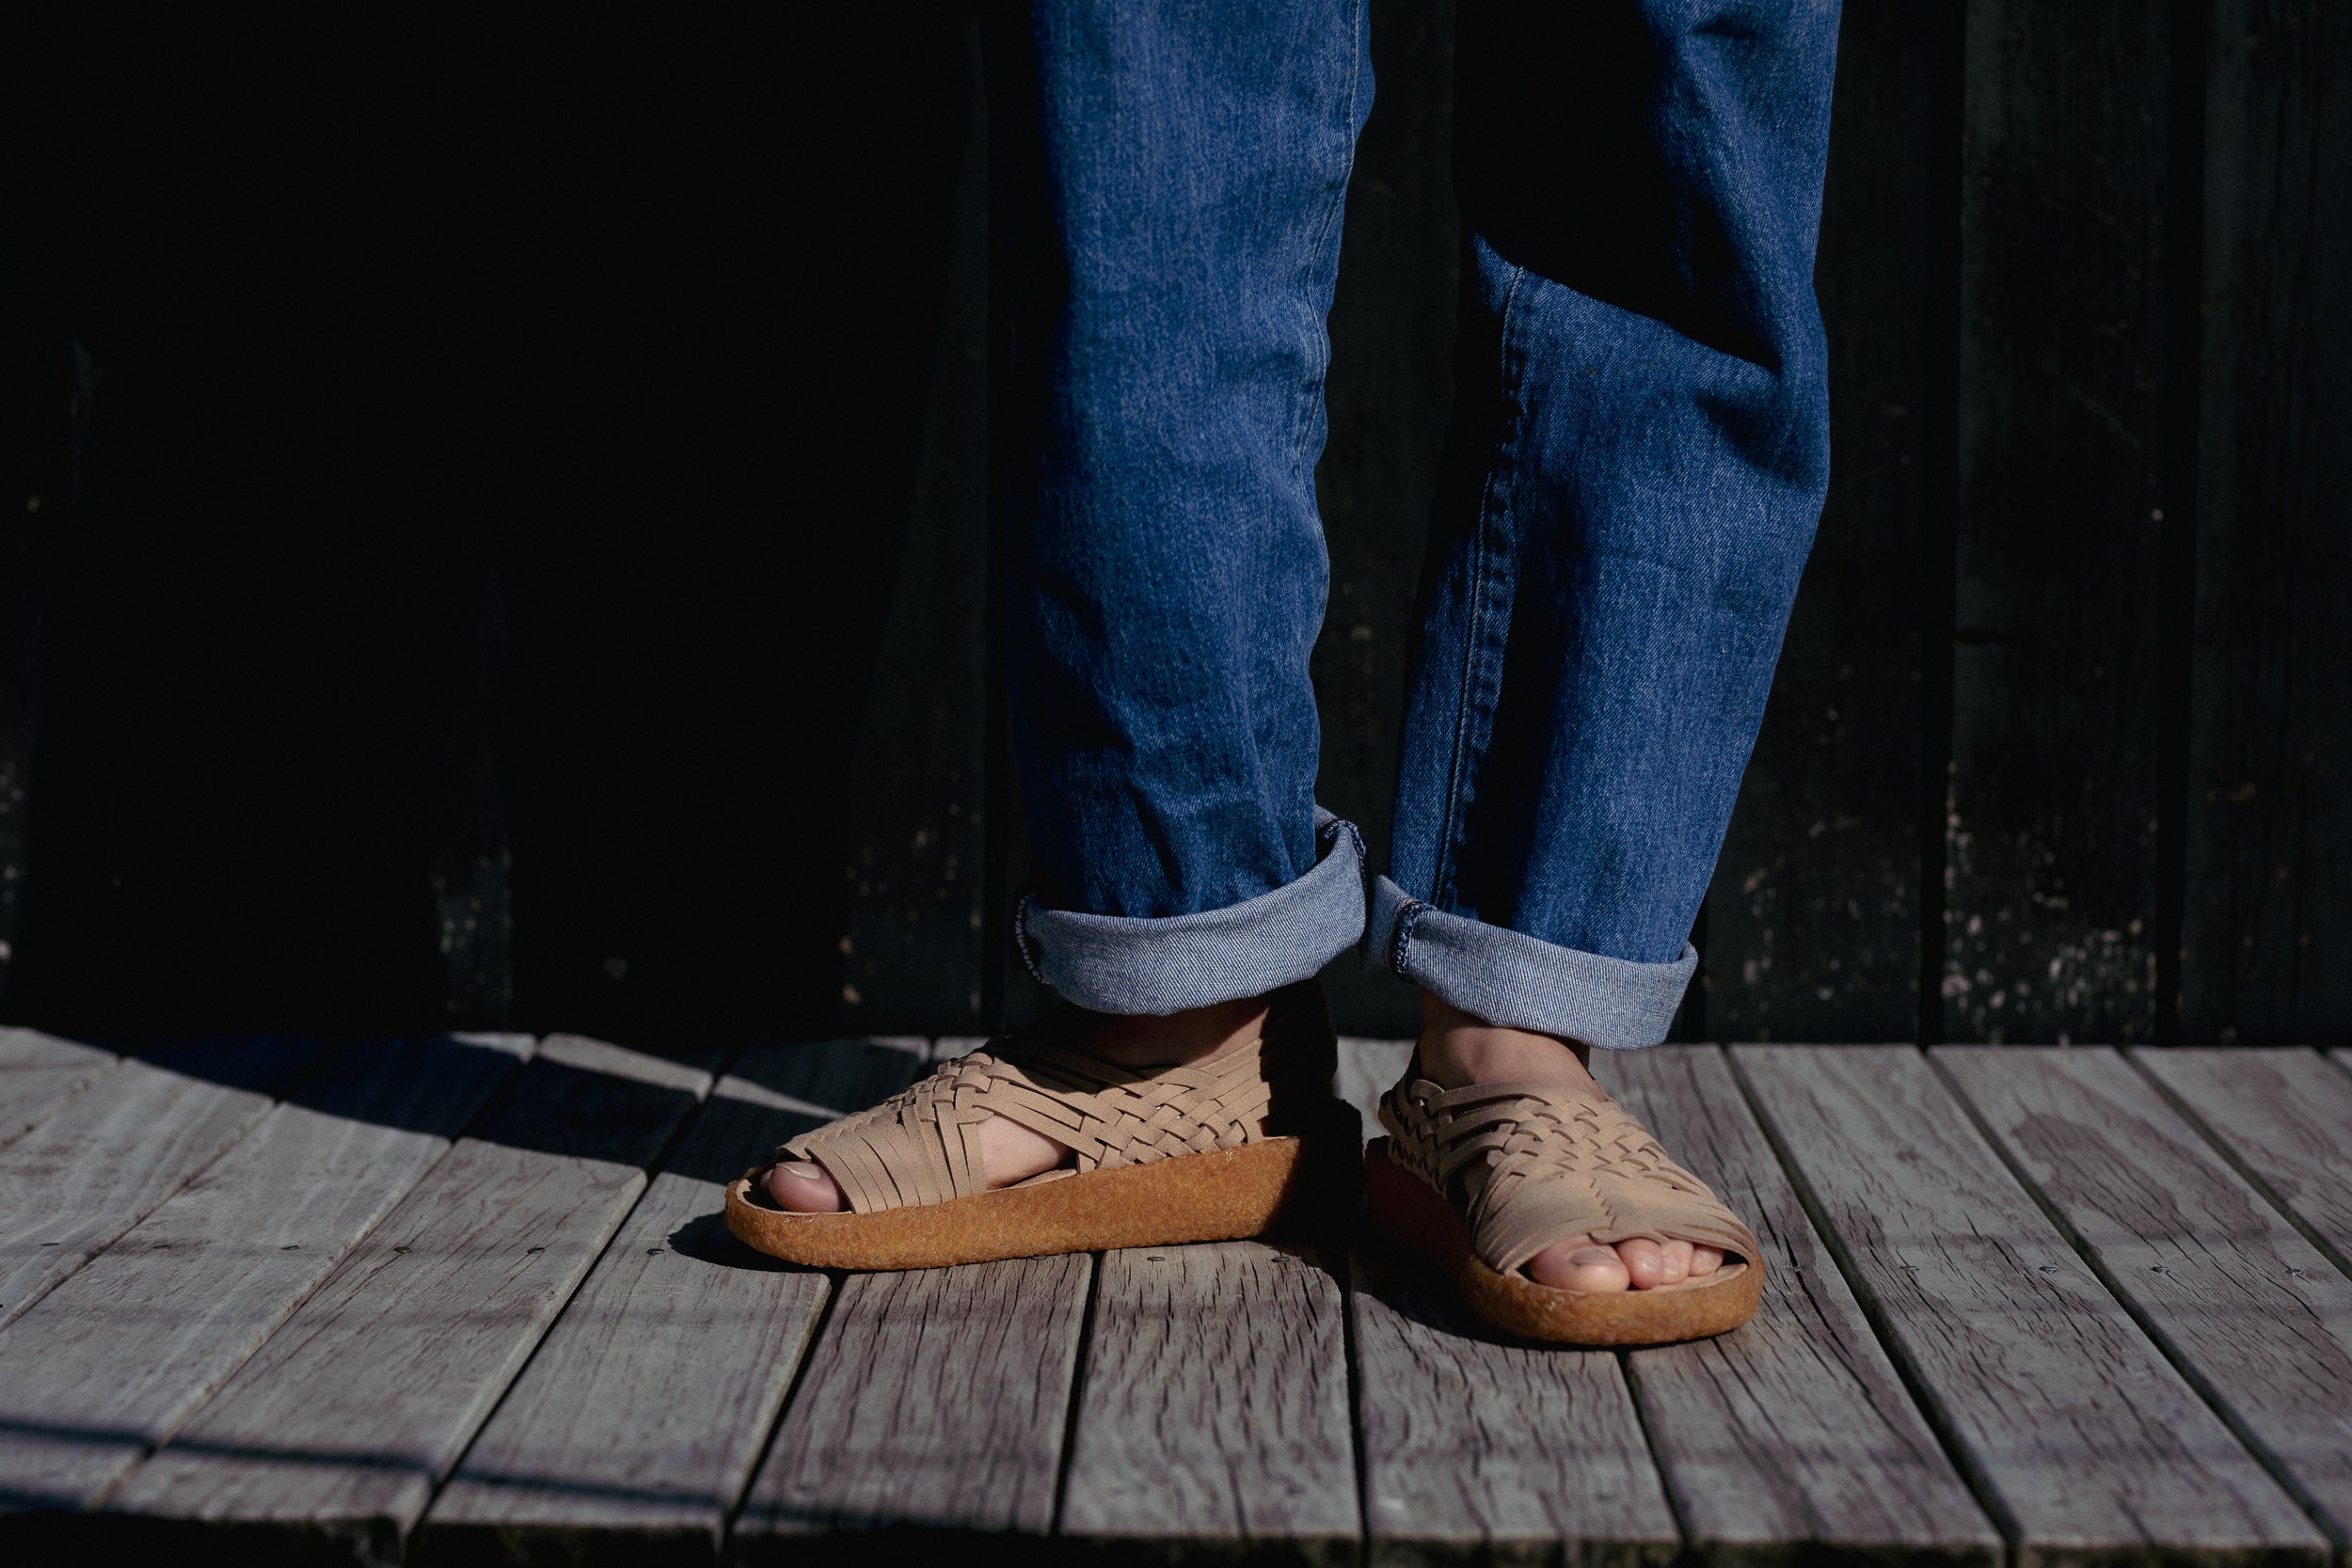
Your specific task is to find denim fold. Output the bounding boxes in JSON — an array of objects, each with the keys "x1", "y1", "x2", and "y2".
[
  {"x1": 1018, "y1": 812, "x2": 1368, "y2": 1016},
  {"x1": 1372, "y1": 875, "x2": 1695, "y2": 1051}
]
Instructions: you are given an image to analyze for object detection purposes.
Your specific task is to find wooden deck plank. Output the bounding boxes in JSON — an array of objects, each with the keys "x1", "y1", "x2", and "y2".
[
  {"x1": 732, "y1": 1253, "x2": 1090, "y2": 1557},
  {"x1": 0, "y1": 1034, "x2": 531, "y2": 1517},
  {"x1": 98, "y1": 1034, "x2": 718, "y2": 1565},
  {"x1": 1602, "y1": 1047, "x2": 2001, "y2": 1565},
  {"x1": 0, "y1": 1036, "x2": 323, "y2": 1332},
  {"x1": 420, "y1": 1037, "x2": 929, "y2": 1565},
  {"x1": 0, "y1": 1027, "x2": 119, "y2": 1151},
  {"x1": 1938, "y1": 1046, "x2": 2352, "y2": 1547},
  {"x1": 1733, "y1": 1044, "x2": 2328, "y2": 1564},
  {"x1": 1350, "y1": 1247, "x2": 1677, "y2": 1568},
  {"x1": 1059, "y1": 1241, "x2": 1356, "y2": 1561},
  {"x1": 2133, "y1": 1048, "x2": 2352, "y2": 1275}
]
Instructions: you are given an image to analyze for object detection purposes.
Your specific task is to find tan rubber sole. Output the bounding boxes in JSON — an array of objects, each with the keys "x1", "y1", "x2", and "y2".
[
  {"x1": 727, "y1": 1132, "x2": 1349, "y2": 1271},
  {"x1": 1366, "y1": 1138, "x2": 1764, "y2": 1346}
]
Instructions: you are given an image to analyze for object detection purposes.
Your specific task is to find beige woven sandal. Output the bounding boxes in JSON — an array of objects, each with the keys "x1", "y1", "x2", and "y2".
[
  {"x1": 1369, "y1": 1067, "x2": 1764, "y2": 1345},
  {"x1": 725, "y1": 981, "x2": 1358, "y2": 1270}
]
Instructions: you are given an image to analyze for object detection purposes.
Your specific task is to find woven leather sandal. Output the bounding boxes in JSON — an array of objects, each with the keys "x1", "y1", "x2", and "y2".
[
  {"x1": 725, "y1": 981, "x2": 1358, "y2": 1270},
  {"x1": 1369, "y1": 1068, "x2": 1764, "y2": 1345}
]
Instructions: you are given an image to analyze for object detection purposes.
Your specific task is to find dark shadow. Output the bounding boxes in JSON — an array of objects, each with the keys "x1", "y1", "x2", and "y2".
[
  {"x1": 5, "y1": 7, "x2": 973, "y2": 1046},
  {"x1": 1351, "y1": 1231, "x2": 1546, "y2": 1352},
  {"x1": 660, "y1": 1210, "x2": 789, "y2": 1273}
]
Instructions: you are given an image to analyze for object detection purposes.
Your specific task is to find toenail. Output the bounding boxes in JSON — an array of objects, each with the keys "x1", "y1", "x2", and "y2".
[
  {"x1": 776, "y1": 1164, "x2": 825, "y2": 1181},
  {"x1": 1569, "y1": 1246, "x2": 1618, "y2": 1266}
]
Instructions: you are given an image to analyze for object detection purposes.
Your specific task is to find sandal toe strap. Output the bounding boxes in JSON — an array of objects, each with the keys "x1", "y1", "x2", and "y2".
[{"x1": 1382, "y1": 1078, "x2": 1762, "y2": 1277}]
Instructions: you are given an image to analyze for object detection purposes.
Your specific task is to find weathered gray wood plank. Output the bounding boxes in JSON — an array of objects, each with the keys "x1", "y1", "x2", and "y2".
[
  {"x1": 2134, "y1": 1047, "x2": 2352, "y2": 1275},
  {"x1": 99, "y1": 1034, "x2": 717, "y2": 1565},
  {"x1": 1733, "y1": 1044, "x2": 2328, "y2": 1564},
  {"x1": 0, "y1": 1027, "x2": 119, "y2": 1151},
  {"x1": 732, "y1": 1253, "x2": 1089, "y2": 1557},
  {"x1": 1601, "y1": 1047, "x2": 2000, "y2": 1565},
  {"x1": 0, "y1": 1036, "x2": 322, "y2": 1330},
  {"x1": 0, "y1": 1034, "x2": 531, "y2": 1516},
  {"x1": 420, "y1": 1037, "x2": 928, "y2": 1565},
  {"x1": 1351, "y1": 1246, "x2": 1677, "y2": 1568},
  {"x1": 1060, "y1": 1242, "x2": 1356, "y2": 1561},
  {"x1": 1939, "y1": 1045, "x2": 2352, "y2": 1545}
]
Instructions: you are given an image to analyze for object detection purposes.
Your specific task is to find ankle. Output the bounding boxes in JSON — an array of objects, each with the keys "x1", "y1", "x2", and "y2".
[
  {"x1": 1416, "y1": 991, "x2": 1596, "y2": 1091},
  {"x1": 1078, "y1": 993, "x2": 1273, "y2": 1069}
]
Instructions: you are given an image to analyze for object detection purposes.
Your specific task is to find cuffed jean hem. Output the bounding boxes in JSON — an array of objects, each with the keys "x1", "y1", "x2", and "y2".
[
  {"x1": 1015, "y1": 811, "x2": 1369, "y2": 1015},
  {"x1": 1370, "y1": 875, "x2": 1696, "y2": 1050}
]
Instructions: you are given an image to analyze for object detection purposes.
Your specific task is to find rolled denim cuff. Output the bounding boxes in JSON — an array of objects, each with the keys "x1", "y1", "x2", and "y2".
[
  {"x1": 1370, "y1": 875, "x2": 1695, "y2": 1050},
  {"x1": 1016, "y1": 811, "x2": 1369, "y2": 1015}
]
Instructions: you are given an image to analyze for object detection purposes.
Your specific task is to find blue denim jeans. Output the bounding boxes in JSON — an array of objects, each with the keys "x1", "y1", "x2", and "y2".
[{"x1": 1001, "y1": 0, "x2": 1841, "y2": 1048}]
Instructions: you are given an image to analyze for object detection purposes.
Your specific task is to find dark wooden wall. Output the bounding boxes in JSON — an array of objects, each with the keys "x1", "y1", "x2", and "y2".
[{"x1": 4, "y1": 2, "x2": 2345, "y2": 1047}]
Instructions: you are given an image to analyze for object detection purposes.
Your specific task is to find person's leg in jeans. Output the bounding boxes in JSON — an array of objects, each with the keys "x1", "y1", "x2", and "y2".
[
  {"x1": 761, "y1": 0, "x2": 1844, "y2": 1307},
  {"x1": 765, "y1": 0, "x2": 1375, "y2": 1213},
  {"x1": 1375, "y1": 0, "x2": 1842, "y2": 1291}
]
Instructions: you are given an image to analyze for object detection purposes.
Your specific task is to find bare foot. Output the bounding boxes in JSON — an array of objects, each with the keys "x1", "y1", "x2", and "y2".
[
  {"x1": 765, "y1": 994, "x2": 1273, "y2": 1212},
  {"x1": 1415, "y1": 992, "x2": 1724, "y2": 1292}
]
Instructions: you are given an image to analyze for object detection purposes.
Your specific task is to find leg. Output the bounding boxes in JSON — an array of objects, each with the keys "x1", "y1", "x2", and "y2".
[
  {"x1": 770, "y1": 0, "x2": 1375, "y2": 1214},
  {"x1": 1380, "y1": 0, "x2": 1842, "y2": 1291}
]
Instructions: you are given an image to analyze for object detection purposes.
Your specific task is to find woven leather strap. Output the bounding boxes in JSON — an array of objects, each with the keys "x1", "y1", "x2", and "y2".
[
  {"x1": 1380, "y1": 1075, "x2": 1760, "y2": 1276},
  {"x1": 781, "y1": 985, "x2": 1335, "y2": 1214}
]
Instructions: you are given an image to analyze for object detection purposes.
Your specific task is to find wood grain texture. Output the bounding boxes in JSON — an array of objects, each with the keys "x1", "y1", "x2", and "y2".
[
  {"x1": 1351, "y1": 1248, "x2": 1676, "y2": 1568},
  {"x1": 1060, "y1": 1242, "x2": 1357, "y2": 1561},
  {"x1": 1938, "y1": 1045, "x2": 2352, "y2": 1545},
  {"x1": 2131, "y1": 1048, "x2": 2352, "y2": 1279},
  {"x1": 0, "y1": 1026, "x2": 118, "y2": 1150},
  {"x1": 1946, "y1": 0, "x2": 2175, "y2": 1044},
  {"x1": 2182, "y1": 0, "x2": 2352, "y2": 1044},
  {"x1": 733, "y1": 1252, "x2": 1089, "y2": 1558},
  {"x1": 1601, "y1": 1047, "x2": 1999, "y2": 1564},
  {"x1": 0, "y1": 1036, "x2": 320, "y2": 1331},
  {"x1": 420, "y1": 1037, "x2": 928, "y2": 1566},
  {"x1": 0, "y1": 1034, "x2": 531, "y2": 1517},
  {"x1": 1734, "y1": 1044, "x2": 2327, "y2": 1563},
  {"x1": 1707, "y1": 0, "x2": 1950, "y2": 1043},
  {"x1": 98, "y1": 1034, "x2": 717, "y2": 1565}
]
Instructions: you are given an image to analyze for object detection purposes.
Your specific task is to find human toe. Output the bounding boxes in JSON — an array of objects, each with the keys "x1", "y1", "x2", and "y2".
[
  {"x1": 1617, "y1": 1237, "x2": 1669, "y2": 1290},
  {"x1": 766, "y1": 1160, "x2": 847, "y2": 1212},
  {"x1": 1690, "y1": 1243, "x2": 1724, "y2": 1277},
  {"x1": 1658, "y1": 1238, "x2": 1694, "y2": 1285},
  {"x1": 1527, "y1": 1235, "x2": 1631, "y2": 1292}
]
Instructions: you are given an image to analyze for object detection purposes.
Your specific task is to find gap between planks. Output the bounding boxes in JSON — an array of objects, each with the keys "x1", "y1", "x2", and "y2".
[
  {"x1": 0, "y1": 1034, "x2": 532, "y2": 1519},
  {"x1": 421, "y1": 1036, "x2": 931, "y2": 1566}
]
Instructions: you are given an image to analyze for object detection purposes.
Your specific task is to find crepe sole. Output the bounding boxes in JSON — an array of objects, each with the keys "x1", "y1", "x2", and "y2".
[
  {"x1": 727, "y1": 1133, "x2": 1352, "y2": 1271},
  {"x1": 1366, "y1": 1137, "x2": 1763, "y2": 1346}
]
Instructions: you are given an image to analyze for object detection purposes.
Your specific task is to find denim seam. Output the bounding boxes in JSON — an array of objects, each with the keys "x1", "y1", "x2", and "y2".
[
  {"x1": 1434, "y1": 261, "x2": 1528, "y2": 913},
  {"x1": 1324, "y1": 810, "x2": 1366, "y2": 868},
  {"x1": 1388, "y1": 894, "x2": 1426, "y2": 975},
  {"x1": 1012, "y1": 892, "x2": 1047, "y2": 987}
]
